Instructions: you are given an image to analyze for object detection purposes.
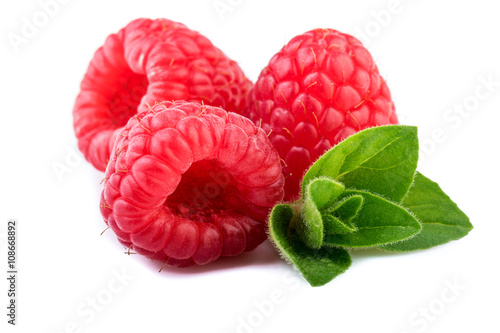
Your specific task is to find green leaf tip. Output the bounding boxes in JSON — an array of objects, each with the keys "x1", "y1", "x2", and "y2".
[
  {"x1": 380, "y1": 172, "x2": 473, "y2": 252},
  {"x1": 324, "y1": 194, "x2": 364, "y2": 220},
  {"x1": 306, "y1": 177, "x2": 345, "y2": 209},
  {"x1": 323, "y1": 195, "x2": 363, "y2": 234},
  {"x1": 322, "y1": 190, "x2": 421, "y2": 247},
  {"x1": 323, "y1": 214, "x2": 357, "y2": 234}
]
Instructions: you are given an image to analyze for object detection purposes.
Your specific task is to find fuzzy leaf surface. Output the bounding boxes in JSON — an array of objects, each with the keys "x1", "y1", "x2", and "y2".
[
  {"x1": 268, "y1": 204, "x2": 351, "y2": 287},
  {"x1": 323, "y1": 190, "x2": 421, "y2": 247},
  {"x1": 380, "y1": 173, "x2": 473, "y2": 252},
  {"x1": 302, "y1": 125, "x2": 418, "y2": 203}
]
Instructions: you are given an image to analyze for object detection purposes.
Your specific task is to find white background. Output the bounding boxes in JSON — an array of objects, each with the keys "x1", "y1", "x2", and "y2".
[{"x1": 1, "y1": 0, "x2": 499, "y2": 332}]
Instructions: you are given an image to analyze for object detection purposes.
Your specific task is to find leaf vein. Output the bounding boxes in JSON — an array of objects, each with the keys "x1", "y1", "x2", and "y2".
[
  {"x1": 355, "y1": 159, "x2": 406, "y2": 172},
  {"x1": 404, "y1": 204, "x2": 436, "y2": 209},
  {"x1": 337, "y1": 136, "x2": 402, "y2": 179},
  {"x1": 419, "y1": 222, "x2": 470, "y2": 228},
  {"x1": 358, "y1": 225, "x2": 418, "y2": 230},
  {"x1": 332, "y1": 140, "x2": 361, "y2": 177}
]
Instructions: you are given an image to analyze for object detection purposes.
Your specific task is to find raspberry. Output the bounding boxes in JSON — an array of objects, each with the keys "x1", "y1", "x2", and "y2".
[
  {"x1": 243, "y1": 29, "x2": 398, "y2": 201},
  {"x1": 100, "y1": 101, "x2": 284, "y2": 267},
  {"x1": 73, "y1": 18, "x2": 252, "y2": 172}
]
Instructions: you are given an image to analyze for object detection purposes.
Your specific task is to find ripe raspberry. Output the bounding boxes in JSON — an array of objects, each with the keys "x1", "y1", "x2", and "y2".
[
  {"x1": 73, "y1": 18, "x2": 252, "y2": 172},
  {"x1": 244, "y1": 29, "x2": 398, "y2": 201},
  {"x1": 100, "y1": 101, "x2": 284, "y2": 267}
]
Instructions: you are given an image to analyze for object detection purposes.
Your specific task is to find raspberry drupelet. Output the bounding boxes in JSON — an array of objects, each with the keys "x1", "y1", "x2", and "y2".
[
  {"x1": 74, "y1": 18, "x2": 252, "y2": 171},
  {"x1": 244, "y1": 29, "x2": 398, "y2": 201},
  {"x1": 100, "y1": 101, "x2": 284, "y2": 267}
]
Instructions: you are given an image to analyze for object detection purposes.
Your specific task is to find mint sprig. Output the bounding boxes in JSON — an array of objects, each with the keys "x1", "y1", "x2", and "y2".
[{"x1": 268, "y1": 125, "x2": 473, "y2": 287}]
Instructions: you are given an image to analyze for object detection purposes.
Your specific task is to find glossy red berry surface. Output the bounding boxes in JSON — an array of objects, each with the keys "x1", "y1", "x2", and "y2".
[
  {"x1": 244, "y1": 29, "x2": 398, "y2": 201},
  {"x1": 74, "y1": 18, "x2": 252, "y2": 171},
  {"x1": 100, "y1": 101, "x2": 284, "y2": 267}
]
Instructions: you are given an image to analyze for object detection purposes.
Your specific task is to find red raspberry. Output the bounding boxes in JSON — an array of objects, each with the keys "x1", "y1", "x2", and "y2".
[
  {"x1": 73, "y1": 18, "x2": 252, "y2": 172},
  {"x1": 100, "y1": 101, "x2": 284, "y2": 267},
  {"x1": 244, "y1": 29, "x2": 398, "y2": 201}
]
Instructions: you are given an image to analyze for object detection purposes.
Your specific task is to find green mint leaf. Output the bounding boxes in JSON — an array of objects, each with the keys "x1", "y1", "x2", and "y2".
[
  {"x1": 268, "y1": 204, "x2": 351, "y2": 287},
  {"x1": 298, "y1": 201, "x2": 323, "y2": 249},
  {"x1": 298, "y1": 177, "x2": 345, "y2": 248},
  {"x1": 323, "y1": 190, "x2": 421, "y2": 247},
  {"x1": 268, "y1": 204, "x2": 296, "y2": 255},
  {"x1": 322, "y1": 195, "x2": 363, "y2": 234},
  {"x1": 307, "y1": 177, "x2": 345, "y2": 210},
  {"x1": 302, "y1": 125, "x2": 418, "y2": 203},
  {"x1": 323, "y1": 194, "x2": 364, "y2": 219},
  {"x1": 380, "y1": 172, "x2": 473, "y2": 252},
  {"x1": 323, "y1": 214, "x2": 357, "y2": 234}
]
